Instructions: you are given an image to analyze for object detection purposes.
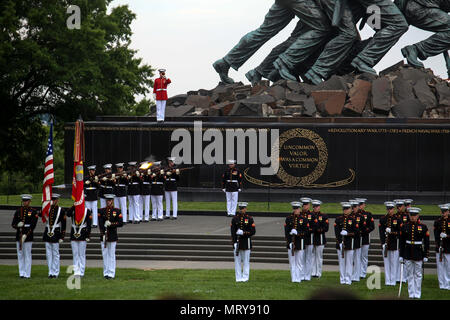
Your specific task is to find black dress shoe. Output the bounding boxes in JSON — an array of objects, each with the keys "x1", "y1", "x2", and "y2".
[
  {"x1": 92, "y1": 225, "x2": 98, "y2": 229},
  {"x1": 123, "y1": 222, "x2": 127, "y2": 225},
  {"x1": 164, "y1": 216, "x2": 170, "y2": 220},
  {"x1": 20, "y1": 276, "x2": 24, "y2": 279},
  {"x1": 143, "y1": 220, "x2": 149, "y2": 223},
  {"x1": 104, "y1": 276, "x2": 110, "y2": 280},
  {"x1": 150, "y1": 218, "x2": 156, "y2": 221}
]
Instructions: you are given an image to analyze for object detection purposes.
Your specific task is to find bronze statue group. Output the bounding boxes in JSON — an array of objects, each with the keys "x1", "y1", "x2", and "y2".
[{"x1": 214, "y1": 0, "x2": 450, "y2": 85}]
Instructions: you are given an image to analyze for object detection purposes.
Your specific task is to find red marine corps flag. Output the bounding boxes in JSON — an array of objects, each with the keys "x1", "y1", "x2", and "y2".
[
  {"x1": 41, "y1": 121, "x2": 54, "y2": 222},
  {"x1": 71, "y1": 117, "x2": 85, "y2": 224}
]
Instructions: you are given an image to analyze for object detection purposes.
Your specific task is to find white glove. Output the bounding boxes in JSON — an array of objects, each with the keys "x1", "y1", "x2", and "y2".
[
  {"x1": 423, "y1": 257, "x2": 428, "y2": 263},
  {"x1": 58, "y1": 239, "x2": 63, "y2": 244},
  {"x1": 238, "y1": 189, "x2": 242, "y2": 192},
  {"x1": 152, "y1": 173, "x2": 156, "y2": 178},
  {"x1": 127, "y1": 175, "x2": 131, "y2": 179},
  {"x1": 440, "y1": 233, "x2": 447, "y2": 239},
  {"x1": 94, "y1": 176, "x2": 99, "y2": 182},
  {"x1": 167, "y1": 171, "x2": 172, "y2": 176},
  {"x1": 385, "y1": 227, "x2": 391, "y2": 234},
  {"x1": 17, "y1": 222, "x2": 24, "y2": 228},
  {"x1": 290, "y1": 229, "x2": 298, "y2": 236},
  {"x1": 175, "y1": 169, "x2": 180, "y2": 175},
  {"x1": 147, "y1": 169, "x2": 151, "y2": 175},
  {"x1": 111, "y1": 174, "x2": 115, "y2": 179},
  {"x1": 236, "y1": 229, "x2": 244, "y2": 236},
  {"x1": 105, "y1": 221, "x2": 112, "y2": 227},
  {"x1": 399, "y1": 257, "x2": 404, "y2": 263},
  {"x1": 102, "y1": 177, "x2": 107, "y2": 181},
  {"x1": 136, "y1": 171, "x2": 140, "y2": 177},
  {"x1": 340, "y1": 230, "x2": 348, "y2": 236},
  {"x1": 339, "y1": 243, "x2": 343, "y2": 251},
  {"x1": 102, "y1": 235, "x2": 106, "y2": 243},
  {"x1": 21, "y1": 234, "x2": 27, "y2": 243},
  {"x1": 86, "y1": 238, "x2": 90, "y2": 242},
  {"x1": 153, "y1": 93, "x2": 157, "y2": 100},
  {"x1": 222, "y1": 189, "x2": 226, "y2": 192},
  {"x1": 289, "y1": 243, "x2": 293, "y2": 250},
  {"x1": 234, "y1": 243, "x2": 238, "y2": 251},
  {"x1": 160, "y1": 170, "x2": 165, "y2": 175},
  {"x1": 85, "y1": 180, "x2": 91, "y2": 185}
]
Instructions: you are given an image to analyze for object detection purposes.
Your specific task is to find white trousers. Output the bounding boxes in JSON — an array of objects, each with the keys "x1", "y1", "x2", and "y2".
[
  {"x1": 303, "y1": 245, "x2": 313, "y2": 280},
  {"x1": 151, "y1": 195, "x2": 163, "y2": 219},
  {"x1": 165, "y1": 191, "x2": 178, "y2": 218},
  {"x1": 45, "y1": 242, "x2": 60, "y2": 277},
  {"x1": 225, "y1": 192, "x2": 238, "y2": 216},
  {"x1": 156, "y1": 100, "x2": 167, "y2": 121},
  {"x1": 128, "y1": 195, "x2": 141, "y2": 222},
  {"x1": 405, "y1": 260, "x2": 423, "y2": 298},
  {"x1": 436, "y1": 253, "x2": 450, "y2": 290},
  {"x1": 337, "y1": 249, "x2": 354, "y2": 285},
  {"x1": 101, "y1": 242, "x2": 117, "y2": 278},
  {"x1": 383, "y1": 250, "x2": 399, "y2": 286},
  {"x1": 312, "y1": 245, "x2": 324, "y2": 277},
  {"x1": 114, "y1": 197, "x2": 127, "y2": 222},
  {"x1": 288, "y1": 250, "x2": 305, "y2": 283},
  {"x1": 71, "y1": 241, "x2": 87, "y2": 276},
  {"x1": 360, "y1": 244, "x2": 370, "y2": 278},
  {"x1": 16, "y1": 242, "x2": 32, "y2": 278},
  {"x1": 142, "y1": 195, "x2": 151, "y2": 221},
  {"x1": 100, "y1": 198, "x2": 106, "y2": 209},
  {"x1": 234, "y1": 249, "x2": 251, "y2": 282},
  {"x1": 85, "y1": 201, "x2": 98, "y2": 226},
  {"x1": 352, "y1": 248, "x2": 362, "y2": 281}
]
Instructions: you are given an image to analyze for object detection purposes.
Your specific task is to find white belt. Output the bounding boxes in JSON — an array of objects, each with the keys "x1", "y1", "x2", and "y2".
[
  {"x1": 167, "y1": 179, "x2": 176, "y2": 181},
  {"x1": 72, "y1": 223, "x2": 87, "y2": 229},
  {"x1": 86, "y1": 187, "x2": 97, "y2": 190},
  {"x1": 24, "y1": 224, "x2": 31, "y2": 228},
  {"x1": 143, "y1": 182, "x2": 150, "y2": 185},
  {"x1": 226, "y1": 180, "x2": 238, "y2": 182},
  {"x1": 132, "y1": 182, "x2": 139, "y2": 185},
  {"x1": 152, "y1": 182, "x2": 163, "y2": 185},
  {"x1": 156, "y1": 89, "x2": 167, "y2": 91},
  {"x1": 406, "y1": 240, "x2": 422, "y2": 245},
  {"x1": 118, "y1": 184, "x2": 126, "y2": 187}
]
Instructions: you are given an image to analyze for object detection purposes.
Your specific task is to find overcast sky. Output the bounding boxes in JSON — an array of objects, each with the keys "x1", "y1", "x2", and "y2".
[{"x1": 111, "y1": 0, "x2": 448, "y2": 97}]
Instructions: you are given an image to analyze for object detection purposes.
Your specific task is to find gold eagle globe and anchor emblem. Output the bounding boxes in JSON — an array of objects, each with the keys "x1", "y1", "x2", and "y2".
[{"x1": 244, "y1": 128, "x2": 355, "y2": 188}]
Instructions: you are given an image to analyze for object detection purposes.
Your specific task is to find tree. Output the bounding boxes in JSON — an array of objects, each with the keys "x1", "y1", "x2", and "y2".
[{"x1": 0, "y1": 0, "x2": 154, "y2": 183}]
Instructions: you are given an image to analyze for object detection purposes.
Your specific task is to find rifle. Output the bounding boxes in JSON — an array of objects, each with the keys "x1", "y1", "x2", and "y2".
[
  {"x1": 384, "y1": 217, "x2": 391, "y2": 258},
  {"x1": 439, "y1": 218, "x2": 445, "y2": 262},
  {"x1": 18, "y1": 207, "x2": 25, "y2": 251},
  {"x1": 332, "y1": 0, "x2": 346, "y2": 27},
  {"x1": 341, "y1": 217, "x2": 347, "y2": 259}
]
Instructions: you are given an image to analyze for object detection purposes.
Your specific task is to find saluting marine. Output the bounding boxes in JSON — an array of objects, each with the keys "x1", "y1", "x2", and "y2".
[
  {"x1": 150, "y1": 161, "x2": 165, "y2": 221},
  {"x1": 127, "y1": 162, "x2": 141, "y2": 224},
  {"x1": 434, "y1": 204, "x2": 450, "y2": 290},
  {"x1": 335, "y1": 202, "x2": 359, "y2": 285},
  {"x1": 300, "y1": 197, "x2": 315, "y2": 281},
  {"x1": 356, "y1": 198, "x2": 375, "y2": 279},
  {"x1": 113, "y1": 163, "x2": 128, "y2": 224},
  {"x1": 399, "y1": 207, "x2": 430, "y2": 299},
  {"x1": 164, "y1": 157, "x2": 180, "y2": 220},
  {"x1": 67, "y1": 205, "x2": 92, "y2": 277},
  {"x1": 41, "y1": 194, "x2": 66, "y2": 279},
  {"x1": 230, "y1": 202, "x2": 256, "y2": 282},
  {"x1": 311, "y1": 200, "x2": 329, "y2": 278},
  {"x1": 84, "y1": 165, "x2": 99, "y2": 227},
  {"x1": 98, "y1": 194, "x2": 124, "y2": 280},
  {"x1": 350, "y1": 200, "x2": 362, "y2": 282},
  {"x1": 222, "y1": 160, "x2": 243, "y2": 217},
  {"x1": 285, "y1": 201, "x2": 310, "y2": 283},
  {"x1": 12, "y1": 195, "x2": 38, "y2": 279},
  {"x1": 380, "y1": 201, "x2": 402, "y2": 286}
]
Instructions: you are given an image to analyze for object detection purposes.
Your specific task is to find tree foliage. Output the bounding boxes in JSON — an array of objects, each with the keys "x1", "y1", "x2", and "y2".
[{"x1": 0, "y1": 0, "x2": 154, "y2": 187}]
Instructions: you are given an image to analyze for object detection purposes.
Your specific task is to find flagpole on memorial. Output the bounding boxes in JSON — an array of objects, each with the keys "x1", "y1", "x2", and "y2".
[{"x1": 72, "y1": 116, "x2": 85, "y2": 225}]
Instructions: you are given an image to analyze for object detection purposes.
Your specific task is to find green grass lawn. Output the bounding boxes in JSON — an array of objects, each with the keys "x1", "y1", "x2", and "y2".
[
  {"x1": 0, "y1": 265, "x2": 446, "y2": 300},
  {"x1": 0, "y1": 194, "x2": 442, "y2": 215}
]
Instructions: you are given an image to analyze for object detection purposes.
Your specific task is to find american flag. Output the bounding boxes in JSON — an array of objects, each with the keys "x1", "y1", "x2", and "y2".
[{"x1": 42, "y1": 122, "x2": 54, "y2": 222}]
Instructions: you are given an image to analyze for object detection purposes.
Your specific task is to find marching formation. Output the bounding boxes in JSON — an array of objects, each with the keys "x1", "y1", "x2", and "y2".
[{"x1": 10, "y1": 174, "x2": 450, "y2": 298}]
